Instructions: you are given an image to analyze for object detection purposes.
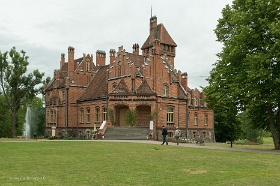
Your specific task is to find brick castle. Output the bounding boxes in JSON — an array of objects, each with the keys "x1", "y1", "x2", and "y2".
[{"x1": 45, "y1": 16, "x2": 214, "y2": 142}]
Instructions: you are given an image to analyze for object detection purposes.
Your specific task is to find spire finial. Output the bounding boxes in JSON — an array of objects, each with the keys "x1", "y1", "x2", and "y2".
[{"x1": 151, "y1": 6, "x2": 152, "y2": 18}]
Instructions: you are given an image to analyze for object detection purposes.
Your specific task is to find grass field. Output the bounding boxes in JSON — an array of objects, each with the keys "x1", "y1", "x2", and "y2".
[{"x1": 0, "y1": 140, "x2": 280, "y2": 186}]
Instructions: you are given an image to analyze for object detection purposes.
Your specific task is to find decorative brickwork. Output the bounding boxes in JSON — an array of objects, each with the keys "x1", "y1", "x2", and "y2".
[{"x1": 45, "y1": 16, "x2": 214, "y2": 142}]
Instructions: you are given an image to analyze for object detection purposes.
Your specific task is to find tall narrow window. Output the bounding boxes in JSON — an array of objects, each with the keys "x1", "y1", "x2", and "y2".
[
  {"x1": 50, "y1": 109, "x2": 57, "y2": 124},
  {"x1": 80, "y1": 109, "x2": 84, "y2": 123},
  {"x1": 50, "y1": 110, "x2": 54, "y2": 123},
  {"x1": 204, "y1": 114, "x2": 208, "y2": 126},
  {"x1": 194, "y1": 112, "x2": 198, "y2": 126},
  {"x1": 86, "y1": 108, "x2": 90, "y2": 123},
  {"x1": 103, "y1": 108, "x2": 108, "y2": 121},
  {"x1": 62, "y1": 90, "x2": 65, "y2": 101},
  {"x1": 163, "y1": 85, "x2": 169, "y2": 97},
  {"x1": 118, "y1": 62, "x2": 122, "y2": 76},
  {"x1": 167, "y1": 108, "x2": 174, "y2": 123},
  {"x1": 194, "y1": 98, "x2": 198, "y2": 106},
  {"x1": 86, "y1": 61, "x2": 90, "y2": 72},
  {"x1": 95, "y1": 107, "x2": 100, "y2": 122}
]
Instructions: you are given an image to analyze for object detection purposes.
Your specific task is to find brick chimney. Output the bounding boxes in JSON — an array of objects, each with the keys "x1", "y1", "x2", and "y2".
[
  {"x1": 96, "y1": 50, "x2": 106, "y2": 66},
  {"x1": 60, "y1": 53, "x2": 65, "y2": 68},
  {"x1": 68, "y1": 46, "x2": 75, "y2": 72},
  {"x1": 150, "y1": 16, "x2": 157, "y2": 42},
  {"x1": 109, "y1": 49, "x2": 116, "y2": 63},
  {"x1": 181, "y1": 72, "x2": 189, "y2": 91},
  {"x1": 132, "y1": 43, "x2": 139, "y2": 55}
]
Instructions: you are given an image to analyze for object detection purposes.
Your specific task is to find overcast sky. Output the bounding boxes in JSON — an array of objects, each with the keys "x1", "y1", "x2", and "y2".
[{"x1": 0, "y1": 0, "x2": 233, "y2": 89}]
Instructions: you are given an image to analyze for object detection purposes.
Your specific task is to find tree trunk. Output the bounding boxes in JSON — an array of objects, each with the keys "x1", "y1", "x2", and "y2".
[
  {"x1": 267, "y1": 104, "x2": 279, "y2": 150},
  {"x1": 11, "y1": 109, "x2": 17, "y2": 138}
]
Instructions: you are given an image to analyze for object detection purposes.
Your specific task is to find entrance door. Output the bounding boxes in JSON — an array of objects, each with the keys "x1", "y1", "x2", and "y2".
[{"x1": 119, "y1": 108, "x2": 128, "y2": 126}]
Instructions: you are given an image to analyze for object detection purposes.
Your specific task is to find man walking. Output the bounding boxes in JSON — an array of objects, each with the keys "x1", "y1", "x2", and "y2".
[
  {"x1": 174, "y1": 127, "x2": 181, "y2": 145},
  {"x1": 161, "y1": 125, "x2": 168, "y2": 145}
]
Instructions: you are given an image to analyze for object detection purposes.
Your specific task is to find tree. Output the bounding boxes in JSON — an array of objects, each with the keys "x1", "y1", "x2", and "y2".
[
  {"x1": 212, "y1": 108, "x2": 243, "y2": 143},
  {"x1": 125, "y1": 109, "x2": 138, "y2": 127},
  {"x1": 204, "y1": 0, "x2": 280, "y2": 149},
  {"x1": 0, "y1": 93, "x2": 11, "y2": 137},
  {"x1": 0, "y1": 47, "x2": 44, "y2": 137},
  {"x1": 30, "y1": 97, "x2": 45, "y2": 136}
]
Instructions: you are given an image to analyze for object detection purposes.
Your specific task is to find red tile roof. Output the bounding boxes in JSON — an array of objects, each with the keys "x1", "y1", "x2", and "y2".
[
  {"x1": 141, "y1": 23, "x2": 177, "y2": 49},
  {"x1": 78, "y1": 65, "x2": 109, "y2": 101}
]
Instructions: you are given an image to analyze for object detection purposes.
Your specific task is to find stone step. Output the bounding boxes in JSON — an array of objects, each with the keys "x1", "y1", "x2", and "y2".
[{"x1": 103, "y1": 127, "x2": 149, "y2": 140}]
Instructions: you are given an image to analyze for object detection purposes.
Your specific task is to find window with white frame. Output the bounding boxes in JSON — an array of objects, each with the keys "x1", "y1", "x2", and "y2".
[
  {"x1": 103, "y1": 108, "x2": 108, "y2": 121},
  {"x1": 204, "y1": 114, "x2": 208, "y2": 126},
  {"x1": 194, "y1": 98, "x2": 198, "y2": 106},
  {"x1": 86, "y1": 108, "x2": 90, "y2": 123},
  {"x1": 163, "y1": 85, "x2": 169, "y2": 97},
  {"x1": 194, "y1": 112, "x2": 198, "y2": 126},
  {"x1": 167, "y1": 107, "x2": 174, "y2": 123},
  {"x1": 95, "y1": 107, "x2": 100, "y2": 122}
]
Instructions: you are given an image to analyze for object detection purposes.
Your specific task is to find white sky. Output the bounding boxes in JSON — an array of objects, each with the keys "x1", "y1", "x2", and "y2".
[{"x1": 0, "y1": 0, "x2": 232, "y2": 89}]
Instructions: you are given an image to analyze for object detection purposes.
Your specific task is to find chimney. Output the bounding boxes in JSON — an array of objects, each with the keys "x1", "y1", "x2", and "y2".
[
  {"x1": 60, "y1": 53, "x2": 65, "y2": 68},
  {"x1": 132, "y1": 43, "x2": 139, "y2": 55},
  {"x1": 180, "y1": 72, "x2": 189, "y2": 91},
  {"x1": 96, "y1": 50, "x2": 106, "y2": 66},
  {"x1": 150, "y1": 16, "x2": 157, "y2": 42},
  {"x1": 109, "y1": 49, "x2": 116, "y2": 63},
  {"x1": 150, "y1": 16, "x2": 157, "y2": 33},
  {"x1": 68, "y1": 46, "x2": 75, "y2": 72},
  {"x1": 118, "y1": 45, "x2": 123, "y2": 52}
]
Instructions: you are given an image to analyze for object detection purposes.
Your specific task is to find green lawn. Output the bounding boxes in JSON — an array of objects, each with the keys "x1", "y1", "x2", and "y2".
[
  {"x1": 206, "y1": 137, "x2": 275, "y2": 150},
  {"x1": 0, "y1": 140, "x2": 280, "y2": 186}
]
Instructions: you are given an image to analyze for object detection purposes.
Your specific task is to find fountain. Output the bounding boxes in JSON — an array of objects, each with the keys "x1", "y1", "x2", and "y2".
[{"x1": 23, "y1": 105, "x2": 32, "y2": 139}]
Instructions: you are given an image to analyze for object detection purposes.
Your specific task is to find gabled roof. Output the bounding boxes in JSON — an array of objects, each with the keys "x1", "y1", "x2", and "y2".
[
  {"x1": 141, "y1": 23, "x2": 177, "y2": 49},
  {"x1": 135, "y1": 79, "x2": 155, "y2": 95},
  {"x1": 78, "y1": 65, "x2": 108, "y2": 101},
  {"x1": 112, "y1": 79, "x2": 129, "y2": 94}
]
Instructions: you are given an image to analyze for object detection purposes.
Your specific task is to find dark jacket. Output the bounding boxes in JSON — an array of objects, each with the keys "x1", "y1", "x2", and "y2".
[{"x1": 162, "y1": 128, "x2": 168, "y2": 136}]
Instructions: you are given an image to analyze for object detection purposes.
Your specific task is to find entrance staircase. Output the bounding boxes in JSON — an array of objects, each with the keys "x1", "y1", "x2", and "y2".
[{"x1": 103, "y1": 127, "x2": 149, "y2": 140}]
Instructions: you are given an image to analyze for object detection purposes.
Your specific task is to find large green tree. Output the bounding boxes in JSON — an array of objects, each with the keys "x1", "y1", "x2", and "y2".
[
  {"x1": 0, "y1": 93, "x2": 11, "y2": 137},
  {"x1": 0, "y1": 47, "x2": 44, "y2": 138},
  {"x1": 203, "y1": 0, "x2": 280, "y2": 149}
]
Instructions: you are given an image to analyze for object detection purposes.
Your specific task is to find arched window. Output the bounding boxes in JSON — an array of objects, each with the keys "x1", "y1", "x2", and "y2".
[
  {"x1": 86, "y1": 61, "x2": 90, "y2": 72},
  {"x1": 194, "y1": 112, "x2": 198, "y2": 126},
  {"x1": 204, "y1": 114, "x2": 208, "y2": 126},
  {"x1": 95, "y1": 107, "x2": 100, "y2": 122}
]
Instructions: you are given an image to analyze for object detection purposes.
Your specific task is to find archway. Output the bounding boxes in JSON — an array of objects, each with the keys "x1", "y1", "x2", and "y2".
[
  {"x1": 115, "y1": 105, "x2": 129, "y2": 127},
  {"x1": 136, "y1": 105, "x2": 151, "y2": 127}
]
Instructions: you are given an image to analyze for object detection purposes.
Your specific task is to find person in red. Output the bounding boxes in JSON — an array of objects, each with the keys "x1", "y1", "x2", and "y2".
[{"x1": 161, "y1": 125, "x2": 168, "y2": 145}]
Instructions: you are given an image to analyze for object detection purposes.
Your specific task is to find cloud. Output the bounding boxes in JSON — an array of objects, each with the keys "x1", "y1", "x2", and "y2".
[{"x1": 0, "y1": 0, "x2": 232, "y2": 89}]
